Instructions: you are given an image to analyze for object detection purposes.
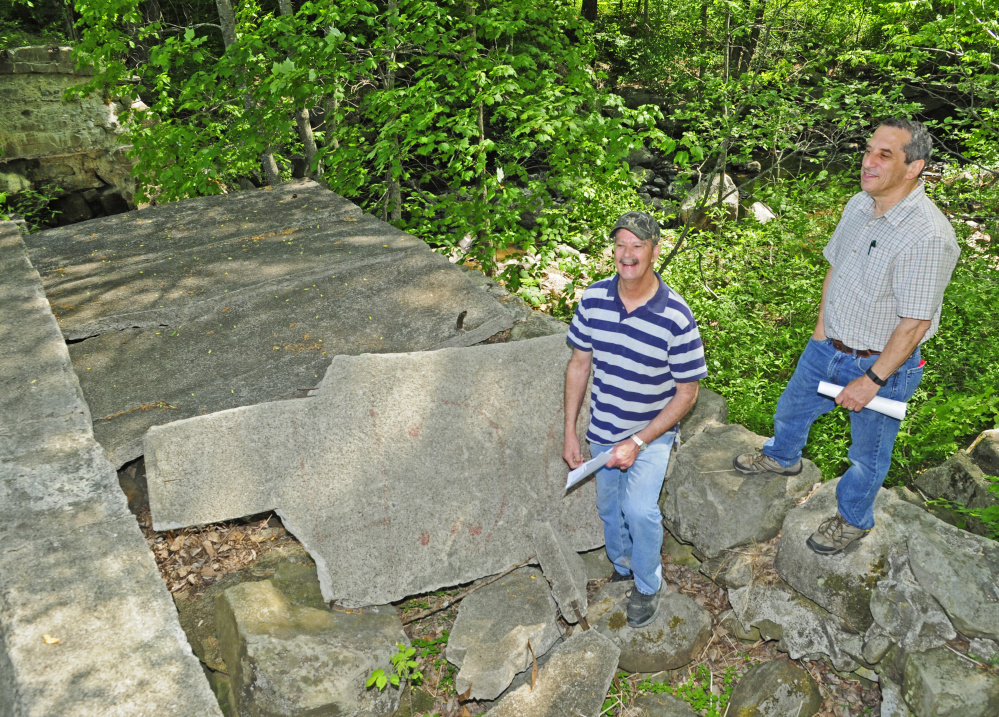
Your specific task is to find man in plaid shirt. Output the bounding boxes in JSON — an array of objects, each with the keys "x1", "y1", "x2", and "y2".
[{"x1": 733, "y1": 118, "x2": 960, "y2": 555}]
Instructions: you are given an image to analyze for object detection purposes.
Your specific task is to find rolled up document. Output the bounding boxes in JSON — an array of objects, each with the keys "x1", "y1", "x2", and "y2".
[{"x1": 818, "y1": 381, "x2": 908, "y2": 420}]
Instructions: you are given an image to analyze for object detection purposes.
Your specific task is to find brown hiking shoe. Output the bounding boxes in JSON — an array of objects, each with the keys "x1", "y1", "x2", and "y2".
[
  {"x1": 732, "y1": 450, "x2": 802, "y2": 476},
  {"x1": 806, "y1": 513, "x2": 870, "y2": 555}
]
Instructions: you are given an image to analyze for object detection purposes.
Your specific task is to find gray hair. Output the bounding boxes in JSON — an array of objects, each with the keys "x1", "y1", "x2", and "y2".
[{"x1": 880, "y1": 118, "x2": 933, "y2": 165}]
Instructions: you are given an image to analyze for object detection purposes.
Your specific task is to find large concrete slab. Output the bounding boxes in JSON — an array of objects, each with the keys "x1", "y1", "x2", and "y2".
[
  {"x1": 23, "y1": 180, "x2": 513, "y2": 466},
  {"x1": 145, "y1": 334, "x2": 604, "y2": 606},
  {"x1": 0, "y1": 223, "x2": 220, "y2": 716}
]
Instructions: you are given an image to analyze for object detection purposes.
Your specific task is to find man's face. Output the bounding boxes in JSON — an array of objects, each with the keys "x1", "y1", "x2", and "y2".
[
  {"x1": 860, "y1": 125, "x2": 924, "y2": 199},
  {"x1": 613, "y1": 228, "x2": 660, "y2": 282}
]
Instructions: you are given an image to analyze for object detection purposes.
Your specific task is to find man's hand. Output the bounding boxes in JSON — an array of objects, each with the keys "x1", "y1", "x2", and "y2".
[
  {"x1": 836, "y1": 374, "x2": 880, "y2": 412},
  {"x1": 606, "y1": 439, "x2": 640, "y2": 470},
  {"x1": 563, "y1": 433, "x2": 585, "y2": 470}
]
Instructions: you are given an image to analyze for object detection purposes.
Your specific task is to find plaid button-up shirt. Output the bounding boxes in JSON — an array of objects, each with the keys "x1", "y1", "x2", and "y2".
[{"x1": 822, "y1": 181, "x2": 960, "y2": 352}]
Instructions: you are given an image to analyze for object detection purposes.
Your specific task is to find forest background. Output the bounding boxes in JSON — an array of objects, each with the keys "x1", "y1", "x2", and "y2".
[{"x1": 2, "y1": 0, "x2": 998, "y2": 532}]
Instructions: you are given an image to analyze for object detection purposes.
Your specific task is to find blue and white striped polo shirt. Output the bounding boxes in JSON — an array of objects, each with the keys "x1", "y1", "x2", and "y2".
[{"x1": 567, "y1": 274, "x2": 708, "y2": 445}]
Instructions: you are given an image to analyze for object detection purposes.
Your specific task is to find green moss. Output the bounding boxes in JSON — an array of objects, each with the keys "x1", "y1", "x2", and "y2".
[
  {"x1": 669, "y1": 616, "x2": 686, "y2": 631},
  {"x1": 608, "y1": 611, "x2": 627, "y2": 630}
]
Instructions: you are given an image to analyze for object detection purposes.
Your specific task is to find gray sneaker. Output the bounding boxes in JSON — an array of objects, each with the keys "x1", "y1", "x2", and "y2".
[
  {"x1": 733, "y1": 450, "x2": 802, "y2": 476},
  {"x1": 806, "y1": 513, "x2": 870, "y2": 555},
  {"x1": 626, "y1": 582, "x2": 663, "y2": 628}
]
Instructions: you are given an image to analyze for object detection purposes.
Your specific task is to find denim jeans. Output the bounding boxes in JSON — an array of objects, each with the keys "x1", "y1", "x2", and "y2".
[
  {"x1": 590, "y1": 430, "x2": 676, "y2": 596},
  {"x1": 763, "y1": 338, "x2": 924, "y2": 530}
]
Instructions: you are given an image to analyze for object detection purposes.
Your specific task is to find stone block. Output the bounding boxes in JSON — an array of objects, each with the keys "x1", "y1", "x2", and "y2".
[
  {"x1": 483, "y1": 629, "x2": 620, "y2": 717},
  {"x1": 677, "y1": 387, "x2": 727, "y2": 440},
  {"x1": 579, "y1": 548, "x2": 614, "y2": 582},
  {"x1": 901, "y1": 646, "x2": 999, "y2": 717},
  {"x1": 446, "y1": 567, "x2": 562, "y2": 701},
  {"x1": 26, "y1": 181, "x2": 514, "y2": 466},
  {"x1": 588, "y1": 582, "x2": 711, "y2": 673},
  {"x1": 725, "y1": 660, "x2": 822, "y2": 717},
  {"x1": 661, "y1": 423, "x2": 816, "y2": 559},
  {"x1": 532, "y1": 521, "x2": 588, "y2": 623},
  {"x1": 146, "y1": 334, "x2": 604, "y2": 606},
  {"x1": 215, "y1": 580, "x2": 406, "y2": 717},
  {"x1": 970, "y1": 429, "x2": 999, "y2": 474}
]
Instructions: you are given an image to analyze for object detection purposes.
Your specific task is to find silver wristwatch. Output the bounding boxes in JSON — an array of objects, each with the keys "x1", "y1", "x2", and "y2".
[{"x1": 630, "y1": 434, "x2": 648, "y2": 451}]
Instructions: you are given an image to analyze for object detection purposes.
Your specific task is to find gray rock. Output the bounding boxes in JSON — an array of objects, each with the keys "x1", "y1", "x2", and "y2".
[
  {"x1": 446, "y1": 567, "x2": 563, "y2": 701},
  {"x1": 775, "y1": 480, "x2": 934, "y2": 632},
  {"x1": 580, "y1": 548, "x2": 615, "y2": 582},
  {"x1": 632, "y1": 692, "x2": 697, "y2": 716},
  {"x1": 626, "y1": 146, "x2": 657, "y2": 168},
  {"x1": 914, "y1": 451, "x2": 999, "y2": 536},
  {"x1": 633, "y1": 167, "x2": 657, "y2": 184},
  {"x1": 861, "y1": 623, "x2": 894, "y2": 665},
  {"x1": 532, "y1": 521, "x2": 588, "y2": 624},
  {"x1": 26, "y1": 180, "x2": 513, "y2": 467},
  {"x1": 146, "y1": 335, "x2": 605, "y2": 607},
  {"x1": 970, "y1": 428, "x2": 999, "y2": 474},
  {"x1": 679, "y1": 174, "x2": 739, "y2": 230},
  {"x1": 0, "y1": 170, "x2": 31, "y2": 193},
  {"x1": 665, "y1": 181, "x2": 692, "y2": 200},
  {"x1": 728, "y1": 581, "x2": 863, "y2": 671},
  {"x1": 483, "y1": 629, "x2": 620, "y2": 717},
  {"x1": 868, "y1": 543, "x2": 955, "y2": 652},
  {"x1": 663, "y1": 532, "x2": 701, "y2": 568},
  {"x1": 970, "y1": 637, "x2": 999, "y2": 664},
  {"x1": 747, "y1": 200, "x2": 777, "y2": 224},
  {"x1": 725, "y1": 660, "x2": 822, "y2": 717},
  {"x1": 901, "y1": 646, "x2": 999, "y2": 717},
  {"x1": 215, "y1": 580, "x2": 407, "y2": 717},
  {"x1": 880, "y1": 676, "x2": 913, "y2": 717},
  {"x1": 906, "y1": 518, "x2": 999, "y2": 642},
  {"x1": 0, "y1": 223, "x2": 221, "y2": 717},
  {"x1": 660, "y1": 424, "x2": 816, "y2": 559},
  {"x1": 588, "y1": 582, "x2": 711, "y2": 673},
  {"x1": 699, "y1": 552, "x2": 755, "y2": 589},
  {"x1": 745, "y1": 161, "x2": 762, "y2": 173},
  {"x1": 508, "y1": 311, "x2": 568, "y2": 341},
  {"x1": 174, "y1": 544, "x2": 314, "y2": 671},
  {"x1": 677, "y1": 387, "x2": 727, "y2": 440},
  {"x1": 718, "y1": 609, "x2": 761, "y2": 642}
]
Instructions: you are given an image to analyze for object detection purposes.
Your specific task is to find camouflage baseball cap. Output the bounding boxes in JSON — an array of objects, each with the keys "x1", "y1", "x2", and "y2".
[{"x1": 610, "y1": 211, "x2": 661, "y2": 245}]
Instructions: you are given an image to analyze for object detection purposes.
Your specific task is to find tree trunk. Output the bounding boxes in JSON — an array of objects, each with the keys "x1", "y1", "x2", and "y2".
[
  {"x1": 277, "y1": 0, "x2": 320, "y2": 177},
  {"x1": 382, "y1": 0, "x2": 402, "y2": 220},
  {"x1": 581, "y1": 0, "x2": 598, "y2": 23},
  {"x1": 740, "y1": 0, "x2": 767, "y2": 75},
  {"x1": 214, "y1": 0, "x2": 236, "y2": 48}
]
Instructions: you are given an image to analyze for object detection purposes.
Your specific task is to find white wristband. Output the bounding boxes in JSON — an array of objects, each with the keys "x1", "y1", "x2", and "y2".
[{"x1": 630, "y1": 434, "x2": 647, "y2": 451}]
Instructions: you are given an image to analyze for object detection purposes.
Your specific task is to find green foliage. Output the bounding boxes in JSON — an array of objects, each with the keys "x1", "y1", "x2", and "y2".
[
  {"x1": 411, "y1": 631, "x2": 455, "y2": 691},
  {"x1": 638, "y1": 664, "x2": 738, "y2": 716},
  {"x1": 366, "y1": 643, "x2": 423, "y2": 692},
  {"x1": 0, "y1": 0, "x2": 68, "y2": 49},
  {"x1": 0, "y1": 185, "x2": 63, "y2": 231}
]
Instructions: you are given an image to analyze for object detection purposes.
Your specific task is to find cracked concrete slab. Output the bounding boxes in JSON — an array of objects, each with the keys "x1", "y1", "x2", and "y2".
[
  {"x1": 145, "y1": 334, "x2": 605, "y2": 607},
  {"x1": 23, "y1": 180, "x2": 514, "y2": 467}
]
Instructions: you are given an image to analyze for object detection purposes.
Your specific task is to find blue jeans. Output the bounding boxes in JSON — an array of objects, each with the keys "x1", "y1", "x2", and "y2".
[
  {"x1": 591, "y1": 430, "x2": 676, "y2": 596},
  {"x1": 763, "y1": 338, "x2": 924, "y2": 530}
]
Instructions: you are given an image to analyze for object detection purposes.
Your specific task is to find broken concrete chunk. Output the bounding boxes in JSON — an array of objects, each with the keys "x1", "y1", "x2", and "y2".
[
  {"x1": 146, "y1": 334, "x2": 605, "y2": 607},
  {"x1": 446, "y1": 567, "x2": 563, "y2": 701},
  {"x1": 532, "y1": 520, "x2": 588, "y2": 624},
  {"x1": 215, "y1": 580, "x2": 407, "y2": 717},
  {"x1": 483, "y1": 629, "x2": 620, "y2": 717},
  {"x1": 588, "y1": 582, "x2": 711, "y2": 673}
]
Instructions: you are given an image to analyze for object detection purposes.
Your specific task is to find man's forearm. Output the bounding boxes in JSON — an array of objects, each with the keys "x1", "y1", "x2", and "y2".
[
  {"x1": 871, "y1": 317, "x2": 931, "y2": 380},
  {"x1": 812, "y1": 267, "x2": 833, "y2": 340},
  {"x1": 564, "y1": 351, "x2": 591, "y2": 435},
  {"x1": 634, "y1": 381, "x2": 699, "y2": 444}
]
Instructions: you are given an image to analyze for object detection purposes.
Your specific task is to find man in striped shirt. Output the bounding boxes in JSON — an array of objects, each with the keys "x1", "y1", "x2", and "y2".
[
  {"x1": 733, "y1": 119, "x2": 960, "y2": 556},
  {"x1": 563, "y1": 211, "x2": 708, "y2": 627}
]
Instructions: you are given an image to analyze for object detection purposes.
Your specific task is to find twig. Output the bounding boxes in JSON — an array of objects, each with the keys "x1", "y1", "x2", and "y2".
[
  {"x1": 401, "y1": 555, "x2": 537, "y2": 624},
  {"x1": 944, "y1": 643, "x2": 987, "y2": 668}
]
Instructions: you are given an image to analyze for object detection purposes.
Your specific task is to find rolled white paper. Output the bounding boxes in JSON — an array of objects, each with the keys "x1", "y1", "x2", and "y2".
[{"x1": 818, "y1": 381, "x2": 908, "y2": 420}]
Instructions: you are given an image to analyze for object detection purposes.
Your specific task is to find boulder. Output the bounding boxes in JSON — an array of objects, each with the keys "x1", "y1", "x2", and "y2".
[
  {"x1": 174, "y1": 544, "x2": 315, "y2": 671},
  {"x1": 699, "y1": 551, "x2": 755, "y2": 589},
  {"x1": 718, "y1": 608, "x2": 761, "y2": 642},
  {"x1": 631, "y1": 692, "x2": 697, "y2": 716},
  {"x1": 679, "y1": 173, "x2": 739, "y2": 230},
  {"x1": 663, "y1": 532, "x2": 701, "y2": 568},
  {"x1": 588, "y1": 582, "x2": 711, "y2": 673},
  {"x1": 725, "y1": 660, "x2": 822, "y2": 717},
  {"x1": 532, "y1": 521, "x2": 588, "y2": 623},
  {"x1": 580, "y1": 548, "x2": 615, "y2": 582},
  {"x1": 880, "y1": 676, "x2": 913, "y2": 717},
  {"x1": 906, "y1": 517, "x2": 999, "y2": 642},
  {"x1": 747, "y1": 200, "x2": 777, "y2": 224},
  {"x1": 676, "y1": 387, "x2": 728, "y2": 440},
  {"x1": 970, "y1": 428, "x2": 999, "y2": 474},
  {"x1": 508, "y1": 310, "x2": 568, "y2": 341},
  {"x1": 215, "y1": 580, "x2": 407, "y2": 717},
  {"x1": 867, "y1": 543, "x2": 955, "y2": 652},
  {"x1": 728, "y1": 581, "x2": 863, "y2": 672},
  {"x1": 775, "y1": 480, "x2": 934, "y2": 632},
  {"x1": 446, "y1": 567, "x2": 563, "y2": 701},
  {"x1": 914, "y1": 449, "x2": 999, "y2": 536},
  {"x1": 626, "y1": 146, "x2": 657, "y2": 168},
  {"x1": 660, "y1": 423, "x2": 816, "y2": 559},
  {"x1": 900, "y1": 646, "x2": 999, "y2": 716},
  {"x1": 483, "y1": 629, "x2": 620, "y2": 717},
  {"x1": 146, "y1": 334, "x2": 605, "y2": 607}
]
